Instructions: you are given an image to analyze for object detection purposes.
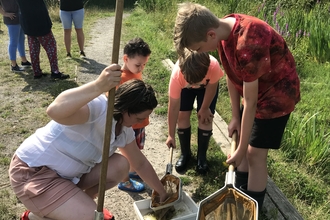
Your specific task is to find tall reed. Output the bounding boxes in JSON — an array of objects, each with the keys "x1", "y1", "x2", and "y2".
[{"x1": 283, "y1": 113, "x2": 330, "y2": 174}]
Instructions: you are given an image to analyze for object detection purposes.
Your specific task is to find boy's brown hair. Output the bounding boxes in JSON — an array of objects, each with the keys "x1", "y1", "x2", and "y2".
[
  {"x1": 179, "y1": 49, "x2": 210, "y2": 84},
  {"x1": 174, "y1": 3, "x2": 220, "y2": 57}
]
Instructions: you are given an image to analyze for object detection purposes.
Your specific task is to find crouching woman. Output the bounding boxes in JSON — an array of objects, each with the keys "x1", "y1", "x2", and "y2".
[{"x1": 9, "y1": 64, "x2": 167, "y2": 220}]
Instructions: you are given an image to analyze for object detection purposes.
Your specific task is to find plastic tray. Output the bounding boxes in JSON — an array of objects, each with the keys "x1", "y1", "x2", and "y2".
[{"x1": 133, "y1": 191, "x2": 198, "y2": 220}]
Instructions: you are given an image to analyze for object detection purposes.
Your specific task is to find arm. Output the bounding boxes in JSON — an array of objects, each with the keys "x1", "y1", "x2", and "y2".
[
  {"x1": 166, "y1": 67, "x2": 182, "y2": 148},
  {"x1": 197, "y1": 82, "x2": 218, "y2": 124},
  {"x1": 166, "y1": 97, "x2": 180, "y2": 148},
  {"x1": 227, "y1": 76, "x2": 241, "y2": 137},
  {"x1": 120, "y1": 140, "x2": 167, "y2": 201},
  {"x1": 46, "y1": 64, "x2": 122, "y2": 125},
  {"x1": 227, "y1": 79, "x2": 258, "y2": 167}
]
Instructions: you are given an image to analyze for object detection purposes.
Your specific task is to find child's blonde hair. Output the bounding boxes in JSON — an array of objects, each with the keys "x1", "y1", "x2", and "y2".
[
  {"x1": 174, "y1": 2, "x2": 220, "y2": 57},
  {"x1": 179, "y1": 49, "x2": 210, "y2": 84}
]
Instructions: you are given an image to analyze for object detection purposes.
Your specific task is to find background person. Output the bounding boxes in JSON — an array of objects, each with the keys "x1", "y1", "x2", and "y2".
[
  {"x1": 0, "y1": 0, "x2": 31, "y2": 72},
  {"x1": 16, "y1": 0, "x2": 69, "y2": 79},
  {"x1": 59, "y1": 0, "x2": 86, "y2": 58}
]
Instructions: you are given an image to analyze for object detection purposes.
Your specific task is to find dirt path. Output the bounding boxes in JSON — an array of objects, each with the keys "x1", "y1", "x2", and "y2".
[{"x1": 77, "y1": 16, "x2": 195, "y2": 220}]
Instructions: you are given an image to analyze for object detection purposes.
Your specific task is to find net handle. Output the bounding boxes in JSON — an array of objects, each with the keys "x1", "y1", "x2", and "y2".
[
  {"x1": 169, "y1": 146, "x2": 173, "y2": 165},
  {"x1": 95, "y1": 0, "x2": 124, "y2": 218},
  {"x1": 229, "y1": 131, "x2": 238, "y2": 172}
]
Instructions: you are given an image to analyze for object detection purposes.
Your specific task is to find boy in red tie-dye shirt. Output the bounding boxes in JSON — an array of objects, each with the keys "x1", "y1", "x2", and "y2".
[{"x1": 174, "y1": 2, "x2": 300, "y2": 210}]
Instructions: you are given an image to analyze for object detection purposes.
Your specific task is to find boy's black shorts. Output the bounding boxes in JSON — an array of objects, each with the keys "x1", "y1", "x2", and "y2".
[
  {"x1": 249, "y1": 113, "x2": 291, "y2": 149},
  {"x1": 179, "y1": 84, "x2": 219, "y2": 114}
]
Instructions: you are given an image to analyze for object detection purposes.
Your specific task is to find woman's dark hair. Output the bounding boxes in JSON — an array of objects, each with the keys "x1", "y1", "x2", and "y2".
[{"x1": 113, "y1": 79, "x2": 157, "y2": 121}]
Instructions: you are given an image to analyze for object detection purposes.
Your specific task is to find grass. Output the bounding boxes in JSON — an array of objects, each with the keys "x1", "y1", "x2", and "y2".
[{"x1": 0, "y1": 1, "x2": 329, "y2": 219}]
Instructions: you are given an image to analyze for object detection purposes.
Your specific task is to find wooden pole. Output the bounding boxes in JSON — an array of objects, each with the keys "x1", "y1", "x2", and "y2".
[{"x1": 95, "y1": 0, "x2": 124, "y2": 219}]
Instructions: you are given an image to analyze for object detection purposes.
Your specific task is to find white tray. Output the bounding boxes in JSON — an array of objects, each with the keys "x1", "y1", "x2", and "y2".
[{"x1": 133, "y1": 191, "x2": 198, "y2": 220}]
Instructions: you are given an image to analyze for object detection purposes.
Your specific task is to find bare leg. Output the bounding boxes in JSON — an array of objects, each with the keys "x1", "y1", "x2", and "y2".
[
  {"x1": 77, "y1": 153, "x2": 130, "y2": 198},
  {"x1": 26, "y1": 190, "x2": 95, "y2": 220},
  {"x1": 177, "y1": 111, "x2": 191, "y2": 128},
  {"x1": 21, "y1": 56, "x2": 28, "y2": 63},
  {"x1": 237, "y1": 155, "x2": 249, "y2": 172},
  {"x1": 198, "y1": 117, "x2": 213, "y2": 130},
  {"x1": 28, "y1": 190, "x2": 96, "y2": 220},
  {"x1": 27, "y1": 213, "x2": 51, "y2": 220},
  {"x1": 247, "y1": 146, "x2": 268, "y2": 191},
  {"x1": 64, "y1": 29, "x2": 72, "y2": 54},
  {"x1": 11, "y1": 60, "x2": 17, "y2": 67},
  {"x1": 27, "y1": 153, "x2": 128, "y2": 219},
  {"x1": 75, "y1": 28, "x2": 85, "y2": 52}
]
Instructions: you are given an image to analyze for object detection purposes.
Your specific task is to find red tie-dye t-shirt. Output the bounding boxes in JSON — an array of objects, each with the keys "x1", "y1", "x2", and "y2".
[{"x1": 218, "y1": 14, "x2": 300, "y2": 119}]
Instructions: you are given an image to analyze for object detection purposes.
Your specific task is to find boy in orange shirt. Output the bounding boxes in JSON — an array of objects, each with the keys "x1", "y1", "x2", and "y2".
[{"x1": 117, "y1": 37, "x2": 151, "y2": 192}]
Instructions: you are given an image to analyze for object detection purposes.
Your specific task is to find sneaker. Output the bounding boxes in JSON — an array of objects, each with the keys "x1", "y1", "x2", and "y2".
[
  {"x1": 21, "y1": 61, "x2": 32, "y2": 68},
  {"x1": 34, "y1": 73, "x2": 47, "y2": 79},
  {"x1": 80, "y1": 51, "x2": 86, "y2": 58},
  {"x1": 51, "y1": 72, "x2": 70, "y2": 80},
  {"x1": 118, "y1": 179, "x2": 145, "y2": 192},
  {"x1": 66, "y1": 53, "x2": 72, "y2": 59},
  {"x1": 11, "y1": 64, "x2": 24, "y2": 72}
]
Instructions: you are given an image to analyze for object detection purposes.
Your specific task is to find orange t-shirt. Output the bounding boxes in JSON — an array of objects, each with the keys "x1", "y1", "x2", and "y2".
[
  {"x1": 218, "y1": 14, "x2": 300, "y2": 119},
  {"x1": 119, "y1": 69, "x2": 149, "y2": 129}
]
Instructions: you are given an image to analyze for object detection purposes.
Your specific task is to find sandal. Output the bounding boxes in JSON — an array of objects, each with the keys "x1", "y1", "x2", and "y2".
[
  {"x1": 129, "y1": 171, "x2": 141, "y2": 180},
  {"x1": 21, "y1": 210, "x2": 30, "y2": 220},
  {"x1": 103, "y1": 208, "x2": 115, "y2": 220},
  {"x1": 118, "y1": 178, "x2": 145, "y2": 192}
]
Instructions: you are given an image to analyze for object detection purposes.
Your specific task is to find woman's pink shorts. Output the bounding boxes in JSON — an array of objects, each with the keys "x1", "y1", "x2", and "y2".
[{"x1": 8, "y1": 155, "x2": 81, "y2": 217}]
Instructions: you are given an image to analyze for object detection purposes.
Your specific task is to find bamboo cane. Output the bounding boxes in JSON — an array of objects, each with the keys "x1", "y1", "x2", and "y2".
[{"x1": 95, "y1": 0, "x2": 124, "y2": 219}]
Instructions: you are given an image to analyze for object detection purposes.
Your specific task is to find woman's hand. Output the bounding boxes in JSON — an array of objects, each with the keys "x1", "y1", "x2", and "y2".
[
  {"x1": 159, "y1": 192, "x2": 170, "y2": 203},
  {"x1": 95, "y1": 64, "x2": 122, "y2": 93}
]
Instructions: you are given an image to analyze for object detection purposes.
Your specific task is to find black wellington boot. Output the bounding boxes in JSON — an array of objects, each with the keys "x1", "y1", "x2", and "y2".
[
  {"x1": 240, "y1": 184, "x2": 266, "y2": 212},
  {"x1": 196, "y1": 128, "x2": 212, "y2": 174},
  {"x1": 235, "y1": 170, "x2": 249, "y2": 188},
  {"x1": 175, "y1": 127, "x2": 191, "y2": 173}
]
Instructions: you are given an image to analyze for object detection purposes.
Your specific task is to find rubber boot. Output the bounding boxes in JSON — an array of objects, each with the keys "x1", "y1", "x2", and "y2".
[
  {"x1": 196, "y1": 128, "x2": 212, "y2": 174},
  {"x1": 240, "y1": 184, "x2": 266, "y2": 211},
  {"x1": 175, "y1": 127, "x2": 191, "y2": 173},
  {"x1": 235, "y1": 171, "x2": 249, "y2": 188}
]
